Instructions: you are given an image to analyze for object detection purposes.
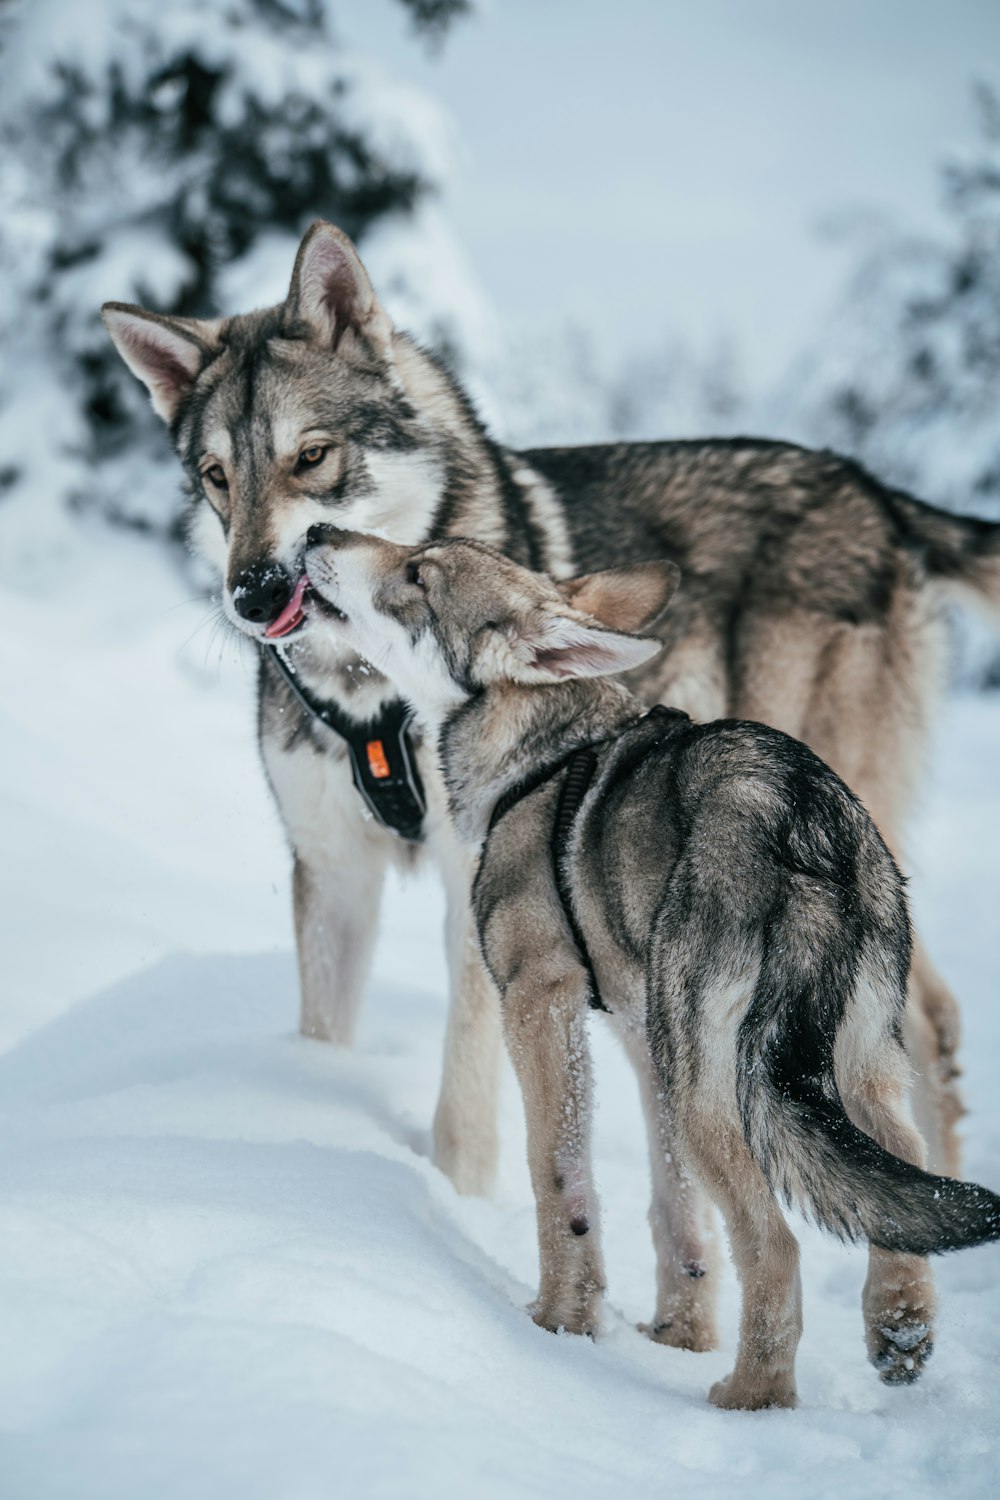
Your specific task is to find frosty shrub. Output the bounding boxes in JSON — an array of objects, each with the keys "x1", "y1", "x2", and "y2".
[
  {"x1": 483, "y1": 323, "x2": 748, "y2": 454},
  {"x1": 789, "y1": 81, "x2": 1000, "y2": 518},
  {"x1": 0, "y1": 0, "x2": 476, "y2": 560}
]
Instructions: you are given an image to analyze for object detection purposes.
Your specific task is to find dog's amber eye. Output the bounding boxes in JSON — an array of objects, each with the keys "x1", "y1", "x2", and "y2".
[
  {"x1": 204, "y1": 464, "x2": 227, "y2": 489},
  {"x1": 405, "y1": 563, "x2": 425, "y2": 588},
  {"x1": 297, "y1": 444, "x2": 328, "y2": 470}
]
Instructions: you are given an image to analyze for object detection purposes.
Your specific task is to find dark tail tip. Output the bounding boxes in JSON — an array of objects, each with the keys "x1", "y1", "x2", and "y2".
[{"x1": 869, "y1": 1176, "x2": 1000, "y2": 1257}]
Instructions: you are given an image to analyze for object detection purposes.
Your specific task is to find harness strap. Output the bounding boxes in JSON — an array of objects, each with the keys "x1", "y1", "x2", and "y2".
[
  {"x1": 267, "y1": 649, "x2": 427, "y2": 844},
  {"x1": 487, "y1": 705, "x2": 690, "y2": 1015},
  {"x1": 552, "y1": 748, "x2": 605, "y2": 1011}
]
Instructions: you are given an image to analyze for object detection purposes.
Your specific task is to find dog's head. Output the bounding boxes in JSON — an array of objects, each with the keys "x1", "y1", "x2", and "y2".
[
  {"x1": 303, "y1": 528, "x2": 679, "y2": 722},
  {"x1": 102, "y1": 222, "x2": 441, "y2": 642}
]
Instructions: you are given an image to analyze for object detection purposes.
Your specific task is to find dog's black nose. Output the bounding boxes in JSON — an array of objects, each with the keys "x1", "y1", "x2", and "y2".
[{"x1": 231, "y1": 560, "x2": 294, "y2": 625}]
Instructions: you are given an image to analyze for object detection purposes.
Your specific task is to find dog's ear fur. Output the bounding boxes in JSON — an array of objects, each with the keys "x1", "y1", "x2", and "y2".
[
  {"x1": 556, "y1": 560, "x2": 681, "y2": 634},
  {"x1": 101, "y1": 304, "x2": 221, "y2": 423},
  {"x1": 283, "y1": 219, "x2": 393, "y2": 358},
  {"x1": 507, "y1": 611, "x2": 664, "y2": 683}
]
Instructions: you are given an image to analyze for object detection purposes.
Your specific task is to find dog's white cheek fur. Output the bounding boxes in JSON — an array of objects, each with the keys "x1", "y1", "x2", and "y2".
[
  {"x1": 276, "y1": 453, "x2": 443, "y2": 560},
  {"x1": 280, "y1": 451, "x2": 443, "y2": 555},
  {"x1": 317, "y1": 552, "x2": 463, "y2": 722},
  {"x1": 338, "y1": 612, "x2": 457, "y2": 722},
  {"x1": 349, "y1": 452, "x2": 444, "y2": 545},
  {"x1": 316, "y1": 554, "x2": 406, "y2": 679},
  {"x1": 188, "y1": 500, "x2": 229, "y2": 575},
  {"x1": 397, "y1": 632, "x2": 467, "y2": 726}
]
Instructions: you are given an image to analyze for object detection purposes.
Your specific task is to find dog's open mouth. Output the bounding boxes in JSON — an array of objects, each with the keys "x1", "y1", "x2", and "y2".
[
  {"x1": 264, "y1": 575, "x2": 346, "y2": 640},
  {"x1": 265, "y1": 575, "x2": 311, "y2": 639}
]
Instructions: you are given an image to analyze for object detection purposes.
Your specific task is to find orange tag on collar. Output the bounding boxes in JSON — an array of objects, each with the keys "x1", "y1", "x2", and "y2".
[{"x1": 366, "y1": 739, "x2": 391, "y2": 780}]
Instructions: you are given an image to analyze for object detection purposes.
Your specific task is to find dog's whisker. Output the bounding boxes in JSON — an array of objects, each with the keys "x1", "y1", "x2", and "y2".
[
  {"x1": 176, "y1": 607, "x2": 224, "y2": 658},
  {"x1": 159, "y1": 593, "x2": 218, "y2": 619}
]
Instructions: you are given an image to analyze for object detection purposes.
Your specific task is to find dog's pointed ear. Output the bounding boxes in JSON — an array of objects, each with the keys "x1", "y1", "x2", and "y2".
[
  {"x1": 283, "y1": 220, "x2": 393, "y2": 357},
  {"x1": 101, "y1": 304, "x2": 220, "y2": 423},
  {"x1": 556, "y1": 560, "x2": 681, "y2": 634},
  {"x1": 509, "y1": 612, "x2": 664, "y2": 683}
]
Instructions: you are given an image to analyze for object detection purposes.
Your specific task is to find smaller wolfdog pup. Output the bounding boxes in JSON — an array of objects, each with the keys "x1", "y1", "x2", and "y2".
[{"x1": 302, "y1": 526, "x2": 1000, "y2": 1410}]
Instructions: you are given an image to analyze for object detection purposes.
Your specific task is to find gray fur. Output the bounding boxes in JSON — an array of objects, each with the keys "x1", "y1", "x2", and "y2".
[
  {"x1": 101, "y1": 221, "x2": 1000, "y2": 1197},
  {"x1": 302, "y1": 528, "x2": 1000, "y2": 1409}
]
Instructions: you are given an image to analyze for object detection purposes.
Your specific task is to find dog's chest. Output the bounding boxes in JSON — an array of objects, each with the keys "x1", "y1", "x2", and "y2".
[{"x1": 259, "y1": 691, "x2": 461, "y2": 874}]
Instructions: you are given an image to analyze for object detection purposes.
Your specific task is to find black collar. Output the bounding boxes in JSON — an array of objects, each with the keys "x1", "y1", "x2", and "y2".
[
  {"x1": 267, "y1": 649, "x2": 427, "y2": 844},
  {"x1": 487, "y1": 705, "x2": 690, "y2": 1014}
]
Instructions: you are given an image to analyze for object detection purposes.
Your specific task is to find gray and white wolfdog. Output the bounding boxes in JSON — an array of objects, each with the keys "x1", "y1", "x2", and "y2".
[
  {"x1": 301, "y1": 525, "x2": 1000, "y2": 1409},
  {"x1": 102, "y1": 219, "x2": 1000, "y2": 1369}
]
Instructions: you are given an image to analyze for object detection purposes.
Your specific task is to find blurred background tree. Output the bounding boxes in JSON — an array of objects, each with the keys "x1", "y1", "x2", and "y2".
[
  {"x1": 787, "y1": 81, "x2": 1000, "y2": 518},
  {"x1": 0, "y1": 0, "x2": 474, "y2": 551},
  {"x1": 0, "y1": 0, "x2": 996, "y2": 661}
]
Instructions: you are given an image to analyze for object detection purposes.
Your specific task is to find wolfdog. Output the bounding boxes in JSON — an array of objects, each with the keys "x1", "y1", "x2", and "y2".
[
  {"x1": 102, "y1": 217, "x2": 997, "y2": 1278},
  {"x1": 301, "y1": 526, "x2": 1000, "y2": 1408}
]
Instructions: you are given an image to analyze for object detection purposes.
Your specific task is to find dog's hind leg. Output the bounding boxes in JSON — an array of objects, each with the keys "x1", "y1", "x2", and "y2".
[
  {"x1": 616, "y1": 1024, "x2": 719, "y2": 1352},
  {"x1": 692, "y1": 1123, "x2": 802, "y2": 1411},
  {"x1": 645, "y1": 917, "x2": 799, "y2": 1406},
  {"x1": 837, "y1": 1010, "x2": 938, "y2": 1386},
  {"x1": 737, "y1": 599, "x2": 966, "y2": 1179},
  {"x1": 432, "y1": 842, "x2": 503, "y2": 1196},
  {"x1": 904, "y1": 935, "x2": 964, "y2": 1178}
]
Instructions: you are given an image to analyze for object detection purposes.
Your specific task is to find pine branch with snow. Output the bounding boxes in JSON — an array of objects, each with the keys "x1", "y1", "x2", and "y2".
[{"x1": 0, "y1": 0, "x2": 480, "y2": 564}]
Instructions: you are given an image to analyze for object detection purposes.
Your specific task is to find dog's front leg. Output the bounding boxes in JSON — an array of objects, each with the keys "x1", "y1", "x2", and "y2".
[
  {"x1": 292, "y1": 846, "x2": 387, "y2": 1042},
  {"x1": 432, "y1": 842, "x2": 503, "y2": 1195},
  {"x1": 264, "y1": 734, "x2": 389, "y2": 1044},
  {"x1": 504, "y1": 966, "x2": 605, "y2": 1337}
]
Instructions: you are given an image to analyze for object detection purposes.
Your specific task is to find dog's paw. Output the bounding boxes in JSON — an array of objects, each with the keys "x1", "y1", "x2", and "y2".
[
  {"x1": 638, "y1": 1314, "x2": 717, "y2": 1353},
  {"x1": 529, "y1": 1271, "x2": 603, "y2": 1339},
  {"x1": 864, "y1": 1261, "x2": 936, "y2": 1388},
  {"x1": 708, "y1": 1371, "x2": 797, "y2": 1411},
  {"x1": 870, "y1": 1318, "x2": 934, "y2": 1385},
  {"x1": 530, "y1": 1304, "x2": 597, "y2": 1339}
]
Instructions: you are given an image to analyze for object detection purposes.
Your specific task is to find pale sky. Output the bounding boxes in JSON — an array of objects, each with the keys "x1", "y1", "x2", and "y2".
[{"x1": 341, "y1": 0, "x2": 1000, "y2": 388}]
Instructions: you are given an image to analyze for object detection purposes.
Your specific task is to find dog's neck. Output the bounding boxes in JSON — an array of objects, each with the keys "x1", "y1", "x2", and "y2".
[{"x1": 438, "y1": 676, "x2": 644, "y2": 845}]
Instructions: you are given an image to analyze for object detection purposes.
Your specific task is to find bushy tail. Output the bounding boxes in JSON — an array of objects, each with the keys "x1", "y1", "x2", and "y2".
[
  {"x1": 892, "y1": 487, "x2": 1000, "y2": 621},
  {"x1": 737, "y1": 941, "x2": 1000, "y2": 1257}
]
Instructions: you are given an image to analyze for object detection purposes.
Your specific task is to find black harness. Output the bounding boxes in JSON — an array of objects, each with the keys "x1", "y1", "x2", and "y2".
[
  {"x1": 268, "y1": 650, "x2": 427, "y2": 845},
  {"x1": 487, "y1": 705, "x2": 690, "y2": 1015}
]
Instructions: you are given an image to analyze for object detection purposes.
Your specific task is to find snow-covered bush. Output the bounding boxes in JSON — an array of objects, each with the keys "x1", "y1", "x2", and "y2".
[
  {"x1": 485, "y1": 324, "x2": 748, "y2": 453},
  {"x1": 786, "y1": 81, "x2": 1000, "y2": 516},
  {"x1": 0, "y1": 0, "x2": 478, "y2": 569}
]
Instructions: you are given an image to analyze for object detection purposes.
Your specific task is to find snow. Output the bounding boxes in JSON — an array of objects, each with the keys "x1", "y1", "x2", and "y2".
[
  {"x1": 1, "y1": 2, "x2": 999, "y2": 1486},
  {"x1": 1, "y1": 522, "x2": 999, "y2": 1498}
]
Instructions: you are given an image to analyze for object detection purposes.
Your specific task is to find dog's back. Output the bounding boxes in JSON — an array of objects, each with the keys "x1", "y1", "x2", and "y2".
[{"x1": 478, "y1": 708, "x2": 1000, "y2": 1257}]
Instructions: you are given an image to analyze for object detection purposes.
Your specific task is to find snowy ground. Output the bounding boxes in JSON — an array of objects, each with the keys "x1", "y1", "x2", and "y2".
[{"x1": 1, "y1": 526, "x2": 999, "y2": 1499}]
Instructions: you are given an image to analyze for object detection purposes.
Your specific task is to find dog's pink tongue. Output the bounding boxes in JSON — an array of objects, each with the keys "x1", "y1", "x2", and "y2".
[{"x1": 265, "y1": 575, "x2": 310, "y2": 639}]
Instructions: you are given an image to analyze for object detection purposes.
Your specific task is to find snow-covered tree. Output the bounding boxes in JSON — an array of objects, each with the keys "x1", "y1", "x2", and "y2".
[
  {"x1": 787, "y1": 81, "x2": 1000, "y2": 516},
  {"x1": 486, "y1": 323, "x2": 748, "y2": 453},
  {"x1": 0, "y1": 0, "x2": 478, "y2": 561}
]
